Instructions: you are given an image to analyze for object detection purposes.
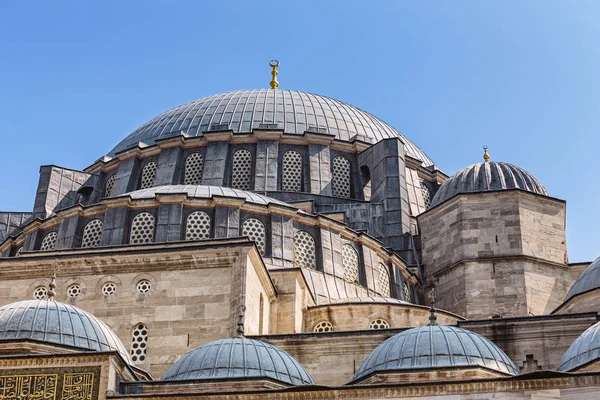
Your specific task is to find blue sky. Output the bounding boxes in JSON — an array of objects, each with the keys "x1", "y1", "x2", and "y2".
[{"x1": 0, "y1": 1, "x2": 598, "y2": 262}]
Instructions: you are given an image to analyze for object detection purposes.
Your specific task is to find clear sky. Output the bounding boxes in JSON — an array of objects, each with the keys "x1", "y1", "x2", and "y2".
[{"x1": 0, "y1": 1, "x2": 598, "y2": 262}]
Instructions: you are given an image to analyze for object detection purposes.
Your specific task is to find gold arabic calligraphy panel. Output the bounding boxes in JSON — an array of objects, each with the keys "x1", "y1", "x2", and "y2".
[{"x1": 0, "y1": 369, "x2": 98, "y2": 400}]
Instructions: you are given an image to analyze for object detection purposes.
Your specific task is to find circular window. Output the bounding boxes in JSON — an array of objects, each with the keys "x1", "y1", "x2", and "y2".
[
  {"x1": 67, "y1": 284, "x2": 81, "y2": 298},
  {"x1": 102, "y1": 282, "x2": 117, "y2": 296},
  {"x1": 33, "y1": 286, "x2": 47, "y2": 300},
  {"x1": 369, "y1": 318, "x2": 390, "y2": 330},
  {"x1": 136, "y1": 280, "x2": 151, "y2": 294},
  {"x1": 313, "y1": 321, "x2": 334, "y2": 333}
]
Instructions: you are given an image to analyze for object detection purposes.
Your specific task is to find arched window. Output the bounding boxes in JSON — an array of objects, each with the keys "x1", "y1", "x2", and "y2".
[
  {"x1": 332, "y1": 156, "x2": 351, "y2": 198},
  {"x1": 185, "y1": 211, "x2": 211, "y2": 240},
  {"x1": 378, "y1": 263, "x2": 391, "y2": 297},
  {"x1": 131, "y1": 323, "x2": 148, "y2": 363},
  {"x1": 342, "y1": 244, "x2": 360, "y2": 284},
  {"x1": 130, "y1": 212, "x2": 155, "y2": 244},
  {"x1": 140, "y1": 161, "x2": 157, "y2": 190},
  {"x1": 242, "y1": 218, "x2": 266, "y2": 255},
  {"x1": 369, "y1": 318, "x2": 390, "y2": 330},
  {"x1": 420, "y1": 179, "x2": 432, "y2": 210},
  {"x1": 81, "y1": 219, "x2": 103, "y2": 248},
  {"x1": 104, "y1": 173, "x2": 116, "y2": 198},
  {"x1": 403, "y1": 282, "x2": 412, "y2": 302},
  {"x1": 231, "y1": 149, "x2": 252, "y2": 190},
  {"x1": 282, "y1": 150, "x2": 302, "y2": 192},
  {"x1": 184, "y1": 152, "x2": 204, "y2": 185},
  {"x1": 313, "y1": 321, "x2": 334, "y2": 333},
  {"x1": 40, "y1": 232, "x2": 57, "y2": 251},
  {"x1": 293, "y1": 230, "x2": 316, "y2": 269}
]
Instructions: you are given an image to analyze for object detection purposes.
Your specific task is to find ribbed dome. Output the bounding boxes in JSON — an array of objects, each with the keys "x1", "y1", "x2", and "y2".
[
  {"x1": 162, "y1": 337, "x2": 314, "y2": 385},
  {"x1": 0, "y1": 300, "x2": 131, "y2": 363},
  {"x1": 430, "y1": 162, "x2": 548, "y2": 208},
  {"x1": 108, "y1": 89, "x2": 434, "y2": 166},
  {"x1": 352, "y1": 325, "x2": 519, "y2": 382},
  {"x1": 557, "y1": 321, "x2": 600, "y2": 371},
  {"x1": 564, "y1": 256, "x2": 600, "y2": 303}
]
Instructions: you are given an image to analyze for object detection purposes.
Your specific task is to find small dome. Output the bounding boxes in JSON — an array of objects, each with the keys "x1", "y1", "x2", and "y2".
[
  {"x1": 107, "y1": 89, "x2": 435, "y2": 167},
  {"x1": 0, "y1": 300, "x2": 131, "y2": 364},
  {"x1": 557, "y1": 321, "x2": 600, "y2": 371},
  {"x1": 430, "y1": 162, "x2": 548, "y2": 208},
  {"x1": 352, "y1": 325, "x2": 519, "y2": 381},
  {"x1": 564, "y1": 256, "x2": 600, "y2": 303},
  {"x1": 162, "y1": 337, "x2": 314, "y2": 385}
]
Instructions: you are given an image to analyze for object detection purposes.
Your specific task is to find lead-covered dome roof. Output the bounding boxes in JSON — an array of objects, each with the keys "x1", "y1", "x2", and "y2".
[
  {"x1": 557, "y1": 321, "x2": 600, "y2": 371},
  {"x1": 352, "y1": 325, "x2": 519, "y2": 382},
  {"x1": 564, "y1": 256, "x2": 600, "y2": 303},
  {"x1": 108, "y1": 89, "x2": 434, "y2": 166},
  {"x1": 162, "y1": 337, "x2": 314, "y2": 385},
  {"x1": 0, "y1": 300, "x2": 132, "y2": 363},
  {"x1": 430, "y1": 161, "x2": 548, "y2": 208}
]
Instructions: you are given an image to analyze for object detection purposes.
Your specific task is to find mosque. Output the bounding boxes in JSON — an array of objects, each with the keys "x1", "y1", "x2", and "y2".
[{"x1": 1, "y1": 62, "x2": 600, "y2": 399}]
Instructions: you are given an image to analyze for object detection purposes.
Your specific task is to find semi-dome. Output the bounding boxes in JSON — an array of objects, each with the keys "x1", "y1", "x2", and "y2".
[
  {"x1": 564, "y1": 256, "x2": 600, "y2": 303},
  {"x1": 352, "y1": 325, "x2": 519, "y2": 382},
  {"x1": 0, "y1": 299, "x2": 131, "y2": 363},
  {"x1": 162, "y1": 337, "x2": 314, "y2": 385},
  {"x1": 430, "y1": 161, "x2": 548, "y2": 208},
  {"x1": 108, "y1": 89, "x2": 434, "y2": 166},
  {"x1": 120, "y1": 185, "x2": 292, "y2": 207},
  {"x1": 557, "y1": 320, "x2": 600, "y2": 371}
]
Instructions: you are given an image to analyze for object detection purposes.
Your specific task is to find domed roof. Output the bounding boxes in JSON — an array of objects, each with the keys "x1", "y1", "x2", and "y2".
[
  {"x1": 352, "y1": 325, "x2": 519, "y2": 382},
  {"x1": 120, "y1": 185, "x2": 292, "y2": 207},
  {"x1": 430, "y1": 161, "x2": 548, "y2": 208},
  {"x1": 0, "y1": 300, "x2": 131, "y2": 363},
  {"x1": 557, "y1": 321, "x2": 600, "y2": 371},
  {"x1": 564, "y1": 256, "x2": 600, "y2": 303},
  {"x1": 162, "y1": 337, "x2": 314, "y2": 385},
  {"x1": 108, "y1": 89, "x2": 434, "y2": 166}
]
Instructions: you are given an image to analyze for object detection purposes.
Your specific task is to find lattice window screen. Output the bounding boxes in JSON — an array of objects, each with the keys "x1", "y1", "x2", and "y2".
[
  {"x1": 104, "y1": 174, "x2": 116, "y2": 197},
  {"x1": 131, "y1": 323, "x2": 148, "y2": 363},
  {"x1": 332, "y1": 156, "x2": 351, "y2": 198},
  {"x1": 184, "y1": 153, "x2": 204, "y2": 185},
  {"x1": 40, "y1": 232, "x2": 57, "y2": 251},
  {"x1": 369, "y1": 319, "x2": 390, "y2": 330},
  {"x1": 282, "y1": 151, "x2": 302, "y2": 192},
  {"x1": 293, "y1": 230, "x2": 316, "y2": 269},
  {"x1": 378, "y1": 263, "x2": 391, "y2": 297},
  {"x1": 140, "y1": 162, "x2": 157, "y2": 190},
  {"x1": 185, "y1": 211, "x2": 211, "y2": 240},
  {"x1": 129, "y1": 212, "x2": 155, "y2": 244},
  {"x1": 342, "y1": 244, "x2": 360, "y2": 284},
  {"x1": 313, "y1": 321, "x2": 334, "y2": 332},
  {"x1": 231, "y1": 150, "x2": 252, "y2": 190},
  {"x1": 81, "y1": 219, "x2": 103, "y2": 248},
  {"x1": 420, "y1": 180, "x2": 432, "y2": 210},
  {"x1": 242, "y1": 218, "x2": 266, "y2": 255}
]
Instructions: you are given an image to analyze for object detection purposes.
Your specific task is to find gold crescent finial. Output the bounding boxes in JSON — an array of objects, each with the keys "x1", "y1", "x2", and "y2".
[
  {"x1": 269, "y1": 60, "x2": 279, "y2": 89},
  {"x1": 483, "y1": 145, "x2": 490, "y2": 163}
]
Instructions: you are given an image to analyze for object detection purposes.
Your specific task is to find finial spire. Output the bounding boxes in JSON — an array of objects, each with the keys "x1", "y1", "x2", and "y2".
[
  {"x1": 48, "y1": 273, "x2": 57, "y2": 301},
  {"x1": 269, "y1": 60, "x2": 280, "y2": 89},
  {"x1": 428, "y1": 283, "x2": 438, "y2": 326},
  {"x1": 236, "y1": 305, "x2": 246, "y2": 337},
  {"x1": 483, "y1": 145, "x2": 490, "y2": 163}
]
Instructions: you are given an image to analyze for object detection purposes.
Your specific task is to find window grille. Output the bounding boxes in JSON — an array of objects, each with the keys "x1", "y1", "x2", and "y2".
[
  {"x1": 242, "y1": 218, "x2": 266, "y2": 255},
  {"x1": 140, "y1": 161, "x2": 157, "y2": 190},
  {"x1": 102, "y1": 282, "x2": 117, "y2": 296},
  {"x1": 332, "y1": 156, "x2": 351, "y2": 198},
  {"x1": 81, "y1": 219, "x2": 103, "y2": 248},
  {"x1": 342, "y1": 244, "x2": 360, "y2": 284},
  {"x1": 136, "y1": 280, "x2": 151, "y2": 294},
  {"x1": 40, "y1": 232, "x2": 57, "y2": 251},
  {"x1": 131, "y1": 323, "x2": 148, "y2": 363},
  {"x1": 33, "y1": 286, "x2": 47, "y2": 300},
  {"x1": 369, "y1": 318, "x2": 390, "y2": 330},
  {"x1": 420, "y1": 180, "x2": 432, "y2": 210},
  {"x1": 185, "y1": 211, "x2": 211, "y2": 240},
  {"x1": 313, "y1": 321, "x2": 334, "y2": 333},
  {"x1": 282, "y1": 151, "x2": 302, "y2": 192},
  {"x1": 378, "y1": 263, "x2": 391, "y2": 297},
  {"x1": 294, "y1": 230, "x2": 316, "y2": 269},
  {"x1": 67, "y1": 284, "x2": 81, "y2": 298},
  {"x1": 130, "y1": 212, "x2": 155, "y2": 244},
  {"x1": 104, "y1": 174, "x2": 116, "y2": 197},
  {"x1": 231, "y1": 150, "x2": 252, "y2": 190},
  {"x1": 184, "y1": 153, "x2": 204, "y2": 185},
  {"x1": 403, "y1": 282, "x2": 412, "y2": 302}
]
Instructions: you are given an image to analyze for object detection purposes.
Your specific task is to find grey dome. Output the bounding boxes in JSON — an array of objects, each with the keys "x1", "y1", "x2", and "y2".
[
  {"x1": 162, "y1": 337, "x2": 314, "y2": 385},
  {"x1": 557, "y1": 321, "x2": 600, "y2": 371},
  {"x1": 120, "y1": 185, "x2": 292, "y2": 207},
  {"x1": 564, "y1": 256, "x2": 600, "y2": 303},
  {"x1": 430, "y1": 161, "x2": 548, "y2": 208},
  {"x1": 352, "y1": 325, "x2": 519, "y2": 382},
  {"x1": 0, "y1": 300, "x2": 132, "y2": 363},
  {"x1": 108, "y1": 89, "x2": 434, "y2": 166}
]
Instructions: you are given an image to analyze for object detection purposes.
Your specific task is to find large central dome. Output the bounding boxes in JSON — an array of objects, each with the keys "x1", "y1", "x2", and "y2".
[{"x1": 108, "y1": 89, "x2": 434, "y2": 166}]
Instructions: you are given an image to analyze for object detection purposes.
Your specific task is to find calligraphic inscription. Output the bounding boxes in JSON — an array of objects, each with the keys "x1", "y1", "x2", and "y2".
[
  {"x1": 0, "y1": 374, "x2": 58, "y2": 400},
  {"x1": 61, "y1": 373, "x2": 93, "y2": 400}
]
